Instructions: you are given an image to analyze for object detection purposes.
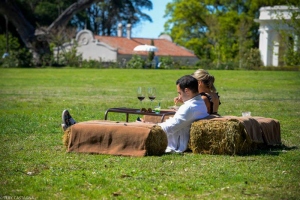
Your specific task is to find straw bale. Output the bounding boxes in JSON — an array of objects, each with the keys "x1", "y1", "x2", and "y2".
[
  {"x1": 189, "y1": 119, "x2": 253, "y2": 155},
  {"x1": 62, "y1": 127, "x2": 71, "y2": 148},
  {"x1": 145, "y1": 125, "x2": 168, "y2": 156},
  {"x1": 62, "y1": 122, "x2": 167, "y2": 156}
]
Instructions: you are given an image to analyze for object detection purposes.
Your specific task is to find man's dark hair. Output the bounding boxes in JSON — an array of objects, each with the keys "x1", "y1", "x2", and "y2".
[{"x1": 176, "y1": 75, "x2": 198, "y2": 93}]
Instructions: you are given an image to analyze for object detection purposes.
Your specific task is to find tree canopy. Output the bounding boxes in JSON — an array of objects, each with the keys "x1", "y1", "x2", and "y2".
[
  {"x1": 73, "y1": 0, "x2": 152, "y2": 36},
  {"x1": 164, "y1": 0, "x2": 300, "y2": 67},
  {"x1": 0, "y1": 0, "x2": 152, "y2": 65}
]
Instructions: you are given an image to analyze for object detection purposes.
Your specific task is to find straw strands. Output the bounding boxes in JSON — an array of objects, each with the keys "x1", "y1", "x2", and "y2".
[
  {"x1": 189, "y1": 119, "x2": 254, "y2": 155},
  {"x1": 145, "y1": 125, "x2": 168, "y2": 156},
  {"x1": 62, "y1": 127, "x2": 71, "y2": 148}
]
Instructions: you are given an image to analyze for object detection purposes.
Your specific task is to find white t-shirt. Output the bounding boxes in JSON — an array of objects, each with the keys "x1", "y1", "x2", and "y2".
[{"x1": 159, "y1": 94, "x2": 208, "y2": 152}]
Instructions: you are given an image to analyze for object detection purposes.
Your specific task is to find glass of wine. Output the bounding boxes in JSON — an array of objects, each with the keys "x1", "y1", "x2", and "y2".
[
  {"x1": 137, "y1": 86, "x2": 145, "y2": 109},
  {"x1": 148, "y1": 87, "x2": 156, "y2": 108}
]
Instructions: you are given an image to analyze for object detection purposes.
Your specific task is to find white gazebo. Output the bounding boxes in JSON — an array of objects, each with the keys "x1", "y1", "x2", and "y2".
[{"x1": 255, "y1": 6, "x2": 299, "y2": 66}]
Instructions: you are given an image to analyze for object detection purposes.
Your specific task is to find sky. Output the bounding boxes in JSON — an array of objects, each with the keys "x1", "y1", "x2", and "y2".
[{"x1": 131, "y1": 0, "x2": 172, "y2": 38}]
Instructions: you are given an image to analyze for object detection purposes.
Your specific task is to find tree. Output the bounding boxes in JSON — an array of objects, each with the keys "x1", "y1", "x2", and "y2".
[
  {"x1": 73, "y1": 0, "x2": 152, "y2": 36},
  {"x1": 0, "y1": 0, "x2": 105, "y2": 65},
  {"x1": 0, "y1": 0, "x2": 153, "y2": 66},
  {"x1": 164, "y1": 0, "x2": 300, "y2": 67},
  {"x1": 277, "y1": 5, "x2": 300, "y2": 66},
  {"x1": 148, "y1": 39, "x2": 155, "y2": 64}
]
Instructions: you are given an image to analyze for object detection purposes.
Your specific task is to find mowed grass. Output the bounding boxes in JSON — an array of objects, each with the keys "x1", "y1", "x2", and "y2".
[{"x1": 0, "y1": 68, "x2": 299, "y2": 200}]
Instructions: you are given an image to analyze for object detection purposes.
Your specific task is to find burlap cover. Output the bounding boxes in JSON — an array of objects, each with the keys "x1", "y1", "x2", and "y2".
[
  {"x1": 220, "y1": 116, "x2": 281, "y2": 145},
  {"x1": 67, "y1": 120, "x2": 167, "y2": 157},
  {"x1": 214, "y1": 116, "x2": 264, "y2": 143},
  {"x1": 251, "y1": 117, "x2": 281, "y2": 145}
]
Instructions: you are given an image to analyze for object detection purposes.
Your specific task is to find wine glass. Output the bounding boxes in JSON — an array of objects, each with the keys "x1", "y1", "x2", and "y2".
[
  {"x1": 147, "y1": 87, "x2": 156, "y2": 108},
  {"x1": 137, "y1": 86, "x2": 145, "y2": 109}
]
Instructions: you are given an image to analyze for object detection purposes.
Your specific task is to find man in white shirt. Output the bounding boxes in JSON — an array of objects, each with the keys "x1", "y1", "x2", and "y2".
[{"x1": 158, "y1": 75, "x2": 209, "y2": 153}]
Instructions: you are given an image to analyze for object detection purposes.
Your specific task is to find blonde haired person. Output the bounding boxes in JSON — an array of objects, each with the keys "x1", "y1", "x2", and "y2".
[{"x1": 174, "y1": 69, "x2": 221, "y2": 115}]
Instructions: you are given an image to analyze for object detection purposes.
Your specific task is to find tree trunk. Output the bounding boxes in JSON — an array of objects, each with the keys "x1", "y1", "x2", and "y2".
[
  {"x1": 0, "y1": 0, "x2": 103, "y2": 65},
  {"x1": 0, "y1": 0, "x2": 35, "y2": 50}
]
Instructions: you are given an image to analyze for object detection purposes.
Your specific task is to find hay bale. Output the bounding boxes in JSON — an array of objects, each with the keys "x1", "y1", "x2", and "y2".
[
  {"x1": 63, "y1": 121, "x2": 167, "y2": 156},
  {"x1": 145, "y1": 125, "x2": 168, "y2": 156},
  {"x1": 62, "y1": 127, "x2": 71, "y2": 148},
  {"x1": 189, "y1": 119, "x2": 254, "y2": 155}
]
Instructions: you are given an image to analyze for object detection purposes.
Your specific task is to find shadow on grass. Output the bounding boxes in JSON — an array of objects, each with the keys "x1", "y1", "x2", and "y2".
[
  {"x1": 180, "y1": 144, "x2": 298, "y2": 157},
  {"x1": 248, "y1": 143, "x2": 298, "y2": 156}
]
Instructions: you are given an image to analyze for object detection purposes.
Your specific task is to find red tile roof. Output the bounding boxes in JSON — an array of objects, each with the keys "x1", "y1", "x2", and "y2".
[{"x1": 94, "y1": 35, "x2": 197, "y2": 57}]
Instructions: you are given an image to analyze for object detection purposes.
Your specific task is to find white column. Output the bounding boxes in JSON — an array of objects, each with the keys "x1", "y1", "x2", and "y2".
[
  {"x1": 266, "y1": 30, "x2": 275, "y2": 66},
  {"x1": 255, "y1": 6, "x2": 299, "y2": 67},
  {"x1": 258, "y1": 27, "x2": 269, "y2": 66}
]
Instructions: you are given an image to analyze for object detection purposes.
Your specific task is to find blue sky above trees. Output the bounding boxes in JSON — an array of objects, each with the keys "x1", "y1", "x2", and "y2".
[{"x1": 132, "y1": 0, "x2": 171, "y2": 38}]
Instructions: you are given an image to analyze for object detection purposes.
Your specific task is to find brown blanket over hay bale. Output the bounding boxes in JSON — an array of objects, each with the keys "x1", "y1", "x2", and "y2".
[
  {"x1": 189, "y1": 118, "x2": 253, "y2": 155},
  {"x1": 252, "y1": 117, "x2": 281, "y2": 145},
  {"x1": 223, "y1": 116, "x2": 264, "y2": 144},
  {"x1": 64, "y1": 120, "x2": 167, "y2": 157},
  {"x1": 221, "y1": 116, "x2": 281, "y2": 145}
]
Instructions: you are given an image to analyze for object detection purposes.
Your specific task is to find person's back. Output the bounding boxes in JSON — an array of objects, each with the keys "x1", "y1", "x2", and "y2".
[
  {"x1": 211, "y1": 92, "x2": 220, "y2": 114},
  {"x1": 200, "y1": 91, "x2": 220, "y2": 115},
  {"x1": 192, "y1": 69, "x2": 221, "y2": 114}
]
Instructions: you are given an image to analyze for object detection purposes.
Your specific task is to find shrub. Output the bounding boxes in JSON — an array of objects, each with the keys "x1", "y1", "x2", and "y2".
[
  {"x1": 126, "y1": 54, "x2": 145, "y2": 69},
  {"x1": 217, "y1": 61, "x2": 237, "y2": 70},
  {"x1": 81, "y1": 59, "x2": 103, "y2": 68},
  {"x1": 241, "y1": 48, "x2": 263, "y2": 70},
  {"x1": 195, "y1": 59, "x2": 214, "y2": 69},
  {"x1": 1, "y1": 48, "x2": 33, "y2": 68},
  {"x1": 0, "y1": 34, "x2": 33, "y2": 68},
  {"x1": 284, "y1": 48, "x2": 300, "y2": 66},
  {"x1": 158, "y1": 56, "x2": 173, "y2": 69}
]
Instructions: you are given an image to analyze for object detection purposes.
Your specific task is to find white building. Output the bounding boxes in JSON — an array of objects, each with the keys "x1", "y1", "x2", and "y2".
[
  {"x1": 54, "y1": 24, "x2": 199, "y2": 66},
  {"x1": 255, "y1": 6, "x2": 299, "y2": 66}
]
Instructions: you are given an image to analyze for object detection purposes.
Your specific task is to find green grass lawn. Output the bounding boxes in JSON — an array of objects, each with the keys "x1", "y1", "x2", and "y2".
[{"x1": 0, "y1": 68, "x2": 299, "y2": 199}]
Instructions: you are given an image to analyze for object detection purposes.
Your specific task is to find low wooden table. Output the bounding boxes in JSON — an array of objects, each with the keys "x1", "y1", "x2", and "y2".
[{"x1": 104, "y1": 107, "x2": 176, "y2": 122}]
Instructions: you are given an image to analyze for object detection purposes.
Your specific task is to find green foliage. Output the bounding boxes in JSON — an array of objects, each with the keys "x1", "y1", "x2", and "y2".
[
  {"x1": 13, "y1": 0, "x2": 74, "y2": 27},
  {"x1": 0, "y1": 34, "x2": 21, "y2": 54},
  {"x1": 34, "y1": 1, "x2": 65, "y2": 25},
  {"x1": 74, "y1": 0, "x2": 153, "y2": 36},
  {"x1": 1, "y1": 0, "x2": 154, "y2": 67},
  {"x1": 56, "y1": 43, "x2": 83, "y2": 67},
  {"x1": 0, "y1": 69, "x2": 300, "y2": 199},
  {"x1": 284, "y1": 48, "x2": 300, "y2": 66},
  {"x1": 195, "y1": 59, "x2": 214, "y2": 69},
  {"x1": 126, "y1": 54, "x2": 145, "y2": 69},
  {"x1": 277, "y1": 6, "x2": 300, "y2": 66},
  {"x1": 63, "y1": 50, "x2": 82, "y2": 67},
  {"x1": 241, "y1": 48, "x2": 263, "y2": 69},
  {"x1": 81, "y1": 59, "x2": 104, "y2": 68},
  {"x1": 165, "y1": 0, "x2": 208, "y2": 48},
  {"x1": 164, "y1": 1, "x2": 300, "y2": 67},
  {"x1": 6, "y1": 48, "x2": 33, "y2": 68},
  {"x1": 39, "y1": 53, "x2": 55, "y2": 68},
  {"x1": 0, "y1": 34, "x2": 33, "y2": 68},
  {"x1": 157, "y1": 56, "x2": 172, "y2": 69}
]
